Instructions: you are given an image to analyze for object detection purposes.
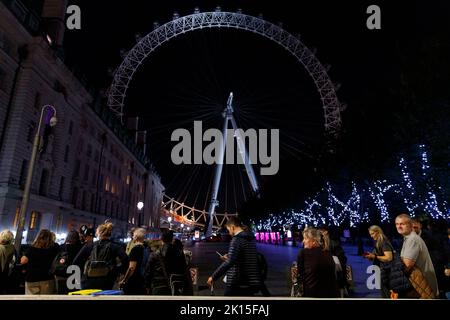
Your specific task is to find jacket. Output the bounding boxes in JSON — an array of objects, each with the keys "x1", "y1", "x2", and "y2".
[
  {"x1": 212, "y1": 230, "x2": 261, "y2": 289},
  {"x1": 408, "y1": 266, "x2": 435, "y2": 299}
]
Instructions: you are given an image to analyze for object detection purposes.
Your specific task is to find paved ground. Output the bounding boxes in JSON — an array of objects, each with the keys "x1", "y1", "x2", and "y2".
[{"x1": 187, "y1": 240, "x2": 380, "y2": 298}]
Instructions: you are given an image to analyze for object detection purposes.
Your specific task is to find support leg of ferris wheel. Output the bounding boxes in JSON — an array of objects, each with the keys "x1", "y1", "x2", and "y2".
[{"x1": 205, "y1": 92, "x2": 260, "y2": 237}]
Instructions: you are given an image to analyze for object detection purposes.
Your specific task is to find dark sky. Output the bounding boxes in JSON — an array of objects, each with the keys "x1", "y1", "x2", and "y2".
[{"x1": 63, "y1": 1, "x2": 450, "y2": 218}]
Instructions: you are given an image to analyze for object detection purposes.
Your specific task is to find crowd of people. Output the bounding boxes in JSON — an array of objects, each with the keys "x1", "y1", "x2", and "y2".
[
  {"x1": 0, "y1": 223, "x2": 192, "y2": 295},
  {"x1": 0, "y1": 213, "x2": 449, "y2": 299},
  {"x1": 363, "y1": 214, "x2": 449, "y2": 299}
]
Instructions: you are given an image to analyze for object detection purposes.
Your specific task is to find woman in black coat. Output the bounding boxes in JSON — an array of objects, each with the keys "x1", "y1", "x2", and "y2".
[{"x1": 297, "y1": 228, "x2": 339, "y2": 298}]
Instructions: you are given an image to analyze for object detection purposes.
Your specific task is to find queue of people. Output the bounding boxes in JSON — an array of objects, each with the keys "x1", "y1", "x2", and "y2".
[{"x1": 0, "y1": 213, "x2": 449, "y2": 299}]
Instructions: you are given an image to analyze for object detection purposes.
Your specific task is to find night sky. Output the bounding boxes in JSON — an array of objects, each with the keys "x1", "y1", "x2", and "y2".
[{"x1": 63, "y1": 1, "x2": 450, "y2": 219}]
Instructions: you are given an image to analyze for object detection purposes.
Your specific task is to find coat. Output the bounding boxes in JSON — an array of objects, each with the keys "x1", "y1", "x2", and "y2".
[{"x1": 212, "y1": 230, "x2": 261, "y2": 289}]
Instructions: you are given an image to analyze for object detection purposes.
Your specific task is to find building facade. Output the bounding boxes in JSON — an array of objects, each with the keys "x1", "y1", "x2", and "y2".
[{"x1": 0, "y1": 0, "x2": 164, "y2": 242}]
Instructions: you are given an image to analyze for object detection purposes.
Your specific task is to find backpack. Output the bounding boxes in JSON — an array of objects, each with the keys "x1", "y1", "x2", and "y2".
[
  {"x1": 51, "y1": 248, "x2": 71, "y2": 277},
  {"x1": 139, "y1": 244, "x2": 150, "y2": 277},
  {"x1": 257, "y1": 252, "x2": 268, "y2": 281},
  {"x1": 380, "y1": 243, "x2": 412, "y2": 294},
  {"x1": 84, "y1": 242, "x2": 113, "y2": 278}
]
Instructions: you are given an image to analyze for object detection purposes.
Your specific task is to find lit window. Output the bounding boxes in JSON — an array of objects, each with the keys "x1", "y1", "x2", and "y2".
[
  {"x1": 13, "y1": 207, "x2": 20, "y2": 229},
  {"x1": 126, "y1": 175, "x2": 130, "y2": 185},
  {"x1": 29, "y1": 211, "x2": 40, "y2": 230},
  {"x1": 105, "y1": 176, "x2": 110, "y2": 192}
]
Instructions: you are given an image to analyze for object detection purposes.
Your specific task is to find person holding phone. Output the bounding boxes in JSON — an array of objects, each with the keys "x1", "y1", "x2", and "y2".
[
  {"x1": 364, "y1": 225, "x2": 394, "y2": 298},
  {"x1": 207, "y1": 217, "x2": 261, "y2": 296},
  {"x1": 216, "y1": 252, "x2": 228, "y2": 260}
]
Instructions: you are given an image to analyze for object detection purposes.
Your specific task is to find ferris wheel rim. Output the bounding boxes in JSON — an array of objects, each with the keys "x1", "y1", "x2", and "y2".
[{"x1": 107, "y1": 10, "x2": 343, "y2": 138}]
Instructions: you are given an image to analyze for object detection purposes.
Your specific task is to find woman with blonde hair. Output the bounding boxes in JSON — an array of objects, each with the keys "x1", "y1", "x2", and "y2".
[
  {"x1": 363, "y1": 225, "x2": 393, "y2": 298},
  {"x1": 82, "y1": 222, "x2": 128, "y2": 290},
  {"x1": 20, "y1": 229, "x2": 59, "y2": 294},
  {"x1": 0, "y1": 230, "x2": 16, "y2": 294},
  {"x1": 296, "y1": 228, "x2": 339, "y2": 297},
  {"x1": 119, "y1": 228, "x2": 146, "y2": 295}
]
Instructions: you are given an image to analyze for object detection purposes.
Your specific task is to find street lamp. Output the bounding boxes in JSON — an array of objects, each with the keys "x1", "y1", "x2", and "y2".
[
  {"x1": 168, "y1": 216, "x2": 172, "y2": 230},
  {"x1": 14, "y1": 105, "x2": 57, "y2": 252},
  {"x1": 137, "y1": 201, "x2": 144, "y2": 226}
]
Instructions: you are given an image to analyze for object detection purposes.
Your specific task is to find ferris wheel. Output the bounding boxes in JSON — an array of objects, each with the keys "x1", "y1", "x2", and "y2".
[{"x1": 107, "y1": 8, "x2": 344, "y2": 234}]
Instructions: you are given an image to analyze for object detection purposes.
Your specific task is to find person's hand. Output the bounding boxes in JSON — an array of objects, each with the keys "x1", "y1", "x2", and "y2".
[
  {"x1": 220, "y1": 254, "x2": 229, "y2": 262},
  {"x1": 445, "y1": 268, "x2": 450, "y2": 277},
  {"x1": 207, "y1": 277, "x2": 214, "y2": 287},
  {"x1": 364, "y1": 253, "x2": 376, "y2": 260}
]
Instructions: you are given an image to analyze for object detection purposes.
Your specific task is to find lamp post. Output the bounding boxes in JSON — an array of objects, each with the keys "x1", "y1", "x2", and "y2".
[
  {"x1": 14, "y1": 105, "x2": 57, "y2": 252},
  {"x1": 137, "y1": 201, "x2": 144, "y2": 226}
]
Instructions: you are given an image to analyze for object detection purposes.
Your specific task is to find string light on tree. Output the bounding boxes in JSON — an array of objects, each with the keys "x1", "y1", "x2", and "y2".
[
  {"x1": 369, "y1": 180, "x2": 397, "y2": 222},
  {"x1": 399, "y1": 157, "x2": 420, "y2": 215}
]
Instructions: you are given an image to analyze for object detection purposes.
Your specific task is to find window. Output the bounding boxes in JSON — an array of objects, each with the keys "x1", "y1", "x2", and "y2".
[
  {"x1": 13, "y1": 207, "x2": 20, "y2": 229},
  {"x1": 92, "y1": 170, "x2": 97, "y2": 186},
  {"x1": 98, "y1": 197, "x2": 102, "y2": 214},
  {"x1": 81, "y1": 190, "x2": 87, "y2": 211},
  {"x1": 64, "y1": 145, "x2": 69, "y2": 163},
  {"x1": 29, "y1": 211, "x2": 41, "y2": 230},
  {"x1": 90, "y1": 194, "x2": 95, "y2": 212},
  {"x1": 87, "y1": 144, "x2": 92, "y2": 158},
  {"x1": 73, "y1": 159, "x2": 81, "y2": 178},
  {"x1": 77, "y1": 139, "x2": 84, "y2": 153},
  {"x1": 27, "y1": 121, "x2": 36, "y2": 143},
  {"x1": 58, "y1": 177, "x2": 65, "y2": 200},
  {"x1": 0, "y1": 67, "x2": 7, "y2": 91},
  {"x1": 71, "y1": 187, "x2": 79, "y2": 207},
  {"x1": 33, "y1": 92, "x2": 41, "y2": 110},
  {"x1": 19, "y1": 160, "x2": 28, "y2": 189},
  {"x1": 105, "y1": 176, "x2": 110, "y2": 192},
  {"x1": 39, "y1": 169, "x2": 49, "y2": 196},
  {"x1": 68, "y1": 121, "x2": 73, "y2": 135},
  {"x1": 83, "y1": 164, "x2": 89, "y2": 181}
]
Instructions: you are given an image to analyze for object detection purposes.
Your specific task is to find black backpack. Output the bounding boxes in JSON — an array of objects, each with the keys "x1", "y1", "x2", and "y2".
[
  {"x1": 84, "y1": 242, "x2": 113, "y2": 278},
  {"x1": 51, "y1": 248, "x2": 71, "y2": 277},
  {"x1": 257, "y1": 252, "x2": 268, "y2": 281},
  {"x1": 137, "y1": 244, "x2": 150, "y2": 277}
]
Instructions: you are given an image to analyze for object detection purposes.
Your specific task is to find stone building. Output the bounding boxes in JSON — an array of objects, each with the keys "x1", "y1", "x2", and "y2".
[{"x1": 0, "y1": 0, "x2": 164, "y2": 242}]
